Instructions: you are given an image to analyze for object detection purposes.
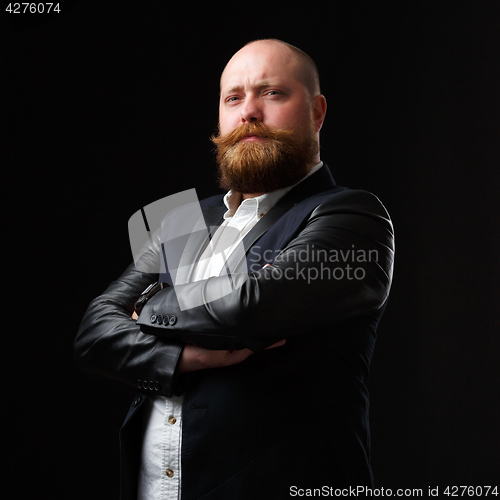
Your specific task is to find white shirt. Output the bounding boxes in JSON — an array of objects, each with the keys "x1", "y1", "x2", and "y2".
[{"x1": 137, "y1": 162, "x2": 324, "y2": 500}]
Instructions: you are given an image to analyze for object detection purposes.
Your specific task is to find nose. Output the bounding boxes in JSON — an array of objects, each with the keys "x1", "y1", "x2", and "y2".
[{"x1": 240, "y1": 95, "x2": 263, "y2": 124}]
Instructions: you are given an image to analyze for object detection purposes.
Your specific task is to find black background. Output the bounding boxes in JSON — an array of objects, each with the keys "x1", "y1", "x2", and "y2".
[{"x1": 3, "y1": 1, "x2": 499, "y2": 498}]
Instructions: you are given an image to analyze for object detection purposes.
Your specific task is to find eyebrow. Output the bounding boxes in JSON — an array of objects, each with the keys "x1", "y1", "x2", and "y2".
[{"x1": 222, "y1": 81, "x2": 288, "y2": 95}]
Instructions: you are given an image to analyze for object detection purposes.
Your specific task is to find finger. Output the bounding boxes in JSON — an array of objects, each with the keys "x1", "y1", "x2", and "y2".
[
  {"x1": 132, "y1": 311, "x2": 139, "y2": 320},
  {"x1": 220, "y1": 348, "x2": 253, "y2": 366},
  {"x1": 265, "y1": 339, "x2": 286, "y2": 350}
]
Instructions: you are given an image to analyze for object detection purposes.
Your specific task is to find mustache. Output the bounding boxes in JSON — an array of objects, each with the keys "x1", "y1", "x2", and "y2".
[{"x1": 211, "y1": 122, "x2": 294, "y2": 148}]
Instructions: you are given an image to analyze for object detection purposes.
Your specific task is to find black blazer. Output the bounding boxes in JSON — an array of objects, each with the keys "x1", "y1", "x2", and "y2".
[{"x1": 75, "y1": 164, "x2": 395, "y2": 500}]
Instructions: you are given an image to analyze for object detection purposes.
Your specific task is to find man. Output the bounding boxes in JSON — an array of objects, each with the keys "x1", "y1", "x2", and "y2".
[{"x1": 75, "y1": 39, "x2": 395, "y2": 500}]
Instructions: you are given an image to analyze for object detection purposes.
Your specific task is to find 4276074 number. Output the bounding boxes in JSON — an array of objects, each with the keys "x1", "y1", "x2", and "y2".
[
  {"x1": 444, "y1": 486, "x2": 498, "y2": 497},
  {"x1": 6, "y1": 3, "x2": 60, "y2": 14}
]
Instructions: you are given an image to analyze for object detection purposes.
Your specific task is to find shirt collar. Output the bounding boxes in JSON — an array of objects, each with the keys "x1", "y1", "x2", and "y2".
[{"x1": 223, "y1": 161, "x2": 324, "y2": 220}]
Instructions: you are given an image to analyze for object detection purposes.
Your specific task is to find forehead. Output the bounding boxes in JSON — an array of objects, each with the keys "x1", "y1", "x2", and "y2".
[{"x1": 220, "y1": 42, "x2": 302, "y2": 92}]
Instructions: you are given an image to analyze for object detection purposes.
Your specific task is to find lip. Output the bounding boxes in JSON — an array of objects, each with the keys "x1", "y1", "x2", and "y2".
[{"x1": 241, "y1": 135, "x2": 265, "y2": 143}]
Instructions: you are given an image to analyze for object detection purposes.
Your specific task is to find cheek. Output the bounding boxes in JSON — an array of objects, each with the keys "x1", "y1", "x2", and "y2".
[
  {"x1": 219, "y1": 111, "x2": 239, "y2": 136},
  {"x1": 271, "y1": 109, "x2": 308, "y2": 131},
  {"x1": 267, "y1": 100, "x2": 311, "y2": 130}
]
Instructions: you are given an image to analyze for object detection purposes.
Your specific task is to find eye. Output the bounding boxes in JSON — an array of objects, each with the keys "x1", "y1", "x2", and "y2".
[
  {"x1": 225, "y1": 96, "x2": 240, "y2": 104},
  {"x1": 264, "y1": 90, "x2": 284, "y2": 98}
]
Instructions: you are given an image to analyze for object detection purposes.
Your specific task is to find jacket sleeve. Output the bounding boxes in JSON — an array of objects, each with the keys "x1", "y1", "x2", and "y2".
[
  {"x1": 74, "y1": 232, "x2": 185, "y2": 398},
  {"x1": 137, "y1": 190, "x2": 395, "y2": 352}
]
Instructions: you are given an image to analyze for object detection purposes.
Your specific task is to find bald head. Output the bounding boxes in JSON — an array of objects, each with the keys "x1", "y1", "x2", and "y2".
[{"x1": 221, "y1": 39, "x2": 321, "y2": 99}]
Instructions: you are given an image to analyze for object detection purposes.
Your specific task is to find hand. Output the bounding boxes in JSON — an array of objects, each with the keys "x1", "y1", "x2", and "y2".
[
  {"x1": 179, "y1": 339, "x2": 286, "y2": 373},
  {"x1": 131, "y1": 310, "x2": 285, "y2": 373}
]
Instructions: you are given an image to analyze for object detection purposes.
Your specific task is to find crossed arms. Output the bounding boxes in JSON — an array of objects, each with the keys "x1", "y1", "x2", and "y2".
[{"x1": 74, "y1": 189, "x2": 394, "y2": 397}]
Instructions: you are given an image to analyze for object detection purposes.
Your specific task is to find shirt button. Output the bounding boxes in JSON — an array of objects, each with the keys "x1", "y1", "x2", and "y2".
[
  {"x1": 168, "y1": 416, "x2": 177, "y2": 425},
  {"x1": 166, "y1": 469, "x2": 174, "y2": 478}
]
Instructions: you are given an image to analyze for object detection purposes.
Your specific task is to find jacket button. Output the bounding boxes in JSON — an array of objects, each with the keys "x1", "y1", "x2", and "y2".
[
  {"x1": 168, "y1": 416, "x2": 177, "y2": 425},
  {"x1": 150, "y1": 314, "x2": 157, "y2": 323},
  {"x1": 132, "y1": 397, "x2": 142, "y2": 408},
  {"x1": 169, "y1": 315, "x2": 177, "y2": 326},
  {"x1": 154, "y1": 381, "x2": 161, "y2": 391},
  {"x1": 156, "y1": 314, "x2": 163, "y2": 324},
  {"x1": 163, "y1": 316, "x2": 170, "y2": 326},
  {"x1": 166, "y1": 469, "x2": 174, "y2": 478}
]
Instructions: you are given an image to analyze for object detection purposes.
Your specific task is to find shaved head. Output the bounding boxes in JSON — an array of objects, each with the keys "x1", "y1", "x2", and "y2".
[{"x1": 222, "y1": 39, "x2": 321, "y2": 99}]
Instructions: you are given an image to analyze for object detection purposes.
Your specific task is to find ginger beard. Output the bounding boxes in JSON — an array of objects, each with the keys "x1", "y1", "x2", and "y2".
[{"x1": 211, "y1": 119, "x2": 319, "y2": 194}]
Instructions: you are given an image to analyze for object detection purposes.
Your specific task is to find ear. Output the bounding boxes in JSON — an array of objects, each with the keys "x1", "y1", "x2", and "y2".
[{"x1": 312, "y1": 94, "x2": 327, "y2": 133}]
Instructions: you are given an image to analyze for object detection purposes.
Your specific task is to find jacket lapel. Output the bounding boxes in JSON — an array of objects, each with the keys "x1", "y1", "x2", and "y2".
[{"x1": 202, "y1": 205, "x2": 226, "y2": 236}]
